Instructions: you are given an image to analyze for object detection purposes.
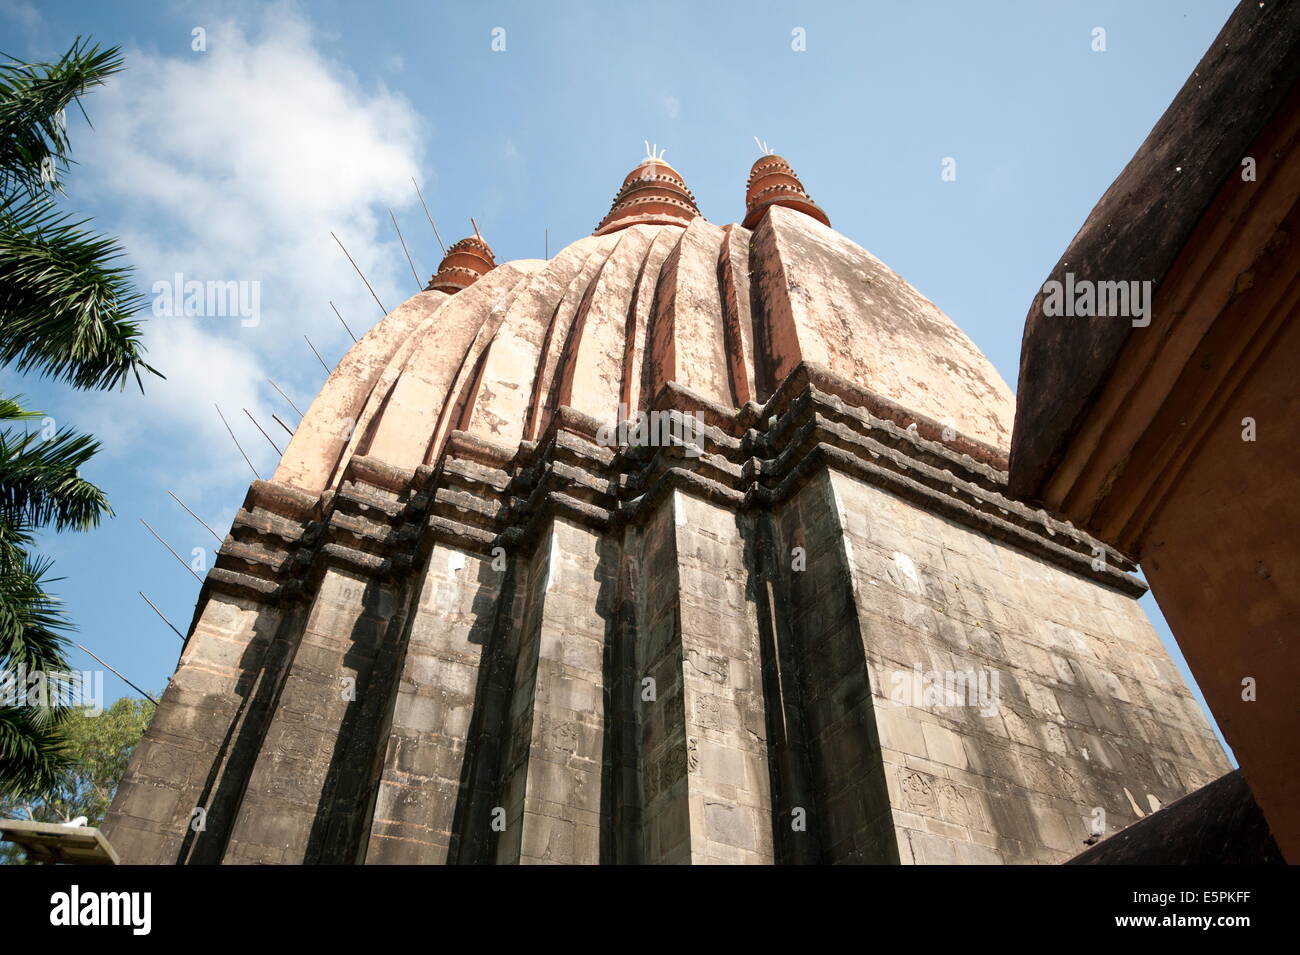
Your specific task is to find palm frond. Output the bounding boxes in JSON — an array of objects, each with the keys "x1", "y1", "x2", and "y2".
[
  {"x1": 0, "y1": 544, "x2": 72, "y2": 673},
  {"x1": 0, "y1": 194, "x2": 156, "y2": 390},
  {"x1": 0, "y1": 397, "x2": 110, "y2": 532},
  {"x1": 0, "y1": 38, "x2": 125, "y2": 199},
  {"x1": 0, "y1": 395, "x2": 38, "y2": 421},
  {"x1": 0, "y1": 705, "x2": 70, "y2": 798}
]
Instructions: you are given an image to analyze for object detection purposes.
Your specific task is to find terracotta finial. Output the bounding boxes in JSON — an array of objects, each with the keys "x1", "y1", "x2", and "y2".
[
  {"x1": 425, "y1": 234, "x2": 496, "y2": 294},
  {"x1": 594, "y1": 148, "x2": 703, "y2": 236},
  {"x1": 743, "y1": 153, "x2": 830, "y2": 230}
]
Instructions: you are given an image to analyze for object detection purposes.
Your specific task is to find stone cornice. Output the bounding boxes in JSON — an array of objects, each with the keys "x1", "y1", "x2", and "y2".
[{"x1": 195, "y1": 362, "x2": 1144, "y2": 628}]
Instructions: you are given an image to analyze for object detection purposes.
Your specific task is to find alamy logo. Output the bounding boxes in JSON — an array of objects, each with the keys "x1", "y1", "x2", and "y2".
[
  {"x1": 888, "y1": 664, "x2": 1001, "y2": 717},
  {"x1": 151, "y1": 273, "x2": 260, "y2": 327},
  {"x1": 595, "y1": 403, "x2": 705, "y2": 458},
  {"x1": 0, "y1": 664, "x2": 103, "y2": 715},
  {"x1": 1041, "y1": 272, "x2": 1151, "y2": 327},
  {"x1": 49, "y1": 886, "x2": 151, "y2": 935}
]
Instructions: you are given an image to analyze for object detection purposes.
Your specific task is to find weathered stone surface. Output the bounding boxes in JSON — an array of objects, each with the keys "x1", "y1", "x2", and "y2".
[
  {"x1": 364, "y1": 544, "x2": 503, "y2": 864},
  {"x1": 110, "y1": 372, "x2": 1223, "y2": 864},
  {"x1": 789, "y1": 469, "x2": 1229, "y2": 863},
  {"x1": 1069, "y1": 770, "x2": 1285, "y2": 865},
  {"x1": 494, "y1": 519, "x2": 613, "y2": 865},
  {"x1": 632, "y1": 492, "x2": 774, "y2": 864}
]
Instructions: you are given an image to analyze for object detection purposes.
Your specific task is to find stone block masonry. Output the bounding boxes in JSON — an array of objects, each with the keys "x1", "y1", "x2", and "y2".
[
  {"x1": 103, "y1": 361, "x2": 1229, "y2": 864},
  {"x1": 773, "y1": 469, "x2": 1226, "y2": 863}
]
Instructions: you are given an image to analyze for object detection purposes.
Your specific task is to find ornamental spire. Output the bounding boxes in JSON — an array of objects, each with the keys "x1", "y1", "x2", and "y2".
[
  {"x1": 426, "y1": 231, "x2": 495, "y2": 294},
  {"x1": 593, "y1": 146, "x2": 702, "y2": 236},
  {"x1": 743, "y1": 152, "x2": 830, "y2": 230}
]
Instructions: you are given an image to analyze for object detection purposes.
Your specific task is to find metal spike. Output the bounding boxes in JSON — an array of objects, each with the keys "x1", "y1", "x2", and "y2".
[
  {"x1": 266, "y1": 378, "x2": 303, "y2": 419},
  {"x1": 140, "y1": 518, "x2": 202, "y2": 582},
  {"x1": 331, "y1": 231, "x2": 388, "y2": 316},
  {"x1": 166, "y1": 490, "x2": 222, "y2": 544},
  {"x1": 330, "y1": 300, "x2": 357, "y2": 343},
  {"x1": 215, "y1": 403, "x2": 260, "y2": 480},
  {"x1": 389, "y1": 207, "x2": 422, "y2": 291},
  {"x1": 304, "y1": 335, "x2": 330, "y2": 375},
  {"x1": 412, "y1": 177, "x2": 446, "y2": 255},
  {"x1": 76, "y1": 643, "x2": 158, "y2": 704},
  {"x1": 243, "y1": 408, "x2": 283, "y2": 456},
  {"x1": 139, "y1": 591, "x2": 185, "y2": 641}
]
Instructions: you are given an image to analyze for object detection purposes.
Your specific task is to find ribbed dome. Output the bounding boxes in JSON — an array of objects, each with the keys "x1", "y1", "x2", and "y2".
[{"x1": 274, "y1": 198, "x2": 1014, "y2": 495}]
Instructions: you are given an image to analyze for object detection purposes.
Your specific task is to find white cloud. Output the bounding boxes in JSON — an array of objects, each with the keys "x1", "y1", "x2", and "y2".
[
  {"x1": 70, "y1": 2, "x2": 428, "y2": 493},
  {"x1": 0, "y1": 0, "x2": 41, "y2": 29},
  {"x1": 662, "y1": 94, "x2": 681, "y2": 120}
]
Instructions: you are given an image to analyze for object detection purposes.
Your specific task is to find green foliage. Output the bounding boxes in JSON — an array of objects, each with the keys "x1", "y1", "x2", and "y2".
[
  {"x1": 0, "y1": 38, "x2": 160, "y2": 797},
  {"x1": 1, "y1": 695, "x2": 155, "y2": 864},
  {"x1": 0, "y1": 702, "x2": 69, "y2": 803},
  {"x1": 0, "y1": 399, "x2": 80, "y2": 796},
  {"x1": 0, "y1": 39, "x2": 157, "y2": 391},
  {"x1": 0, "y1": 396, "x2": 109, "y2": 534}
]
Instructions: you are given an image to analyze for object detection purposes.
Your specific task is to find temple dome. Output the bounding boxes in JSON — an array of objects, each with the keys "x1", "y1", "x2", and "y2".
[{"x1": 274, "y1": 165, "x2": 1015, "y2": 495}]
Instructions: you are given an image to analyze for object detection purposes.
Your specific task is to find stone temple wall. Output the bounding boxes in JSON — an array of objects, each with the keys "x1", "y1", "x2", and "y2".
[{"x1": 102, "y1": 363, "x2": 1228, "y2": 864}]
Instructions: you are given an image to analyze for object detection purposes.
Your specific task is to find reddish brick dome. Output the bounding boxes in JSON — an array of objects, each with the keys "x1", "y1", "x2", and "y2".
[
  {"x1": 594, "y1": 158, "x2": 702, "y2": 235},
  {"x1": 426, "y1": 235, "x2": 496, "y2": 294},
  {"x1": 743, "y1": 154, "x2": 829, "y2": 229}
]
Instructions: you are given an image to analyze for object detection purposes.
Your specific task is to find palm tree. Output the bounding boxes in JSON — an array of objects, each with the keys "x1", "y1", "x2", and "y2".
[{"x1": 0, "y1": 39, "x2": 158, "y2": 795}]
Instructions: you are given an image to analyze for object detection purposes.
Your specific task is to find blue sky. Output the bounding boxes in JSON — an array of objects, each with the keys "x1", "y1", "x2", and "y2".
[{"x1": 3, "y1": 0, "x2": 1237, "y2": 758}]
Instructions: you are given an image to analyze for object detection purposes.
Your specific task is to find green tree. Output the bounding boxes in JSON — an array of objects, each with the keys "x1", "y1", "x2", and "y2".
[
  {"x1": 0, "y1": 39, "x2": 159, "y2": 795},
  {"x1": 0, "y1": 38, "x2": 154, "y2": 388},
  {"x1": 0, "y1": 694, "x2": 154, "y2": 864}
]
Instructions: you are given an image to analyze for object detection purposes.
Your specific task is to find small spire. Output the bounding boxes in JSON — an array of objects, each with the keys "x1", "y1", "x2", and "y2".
[
  {"x1": 426, "y1": 233, "x2": 496, "y2": 295},
  {"x1": 594, "y1": 149, "x2": 702, "y2": 236},
  {"x1": 743, "y1": 153, "x2": 830, "y2": 229}
]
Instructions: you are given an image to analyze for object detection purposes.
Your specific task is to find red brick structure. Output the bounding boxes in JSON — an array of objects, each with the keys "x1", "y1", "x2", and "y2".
[
  {"x1": 594, "y1": 156, "x2": 702, "y2": 235},
  {"x1": 426, "y1": 235, "x2": 496, "y2": 295},
  {"x1": 743, "y1": 154, "x2": 829, "y2": 230}
]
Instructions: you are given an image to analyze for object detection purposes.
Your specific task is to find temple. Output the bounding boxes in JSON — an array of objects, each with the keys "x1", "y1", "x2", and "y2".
[{"x1": 103, "y1": 147, "x2": 1234, "y2": 865}]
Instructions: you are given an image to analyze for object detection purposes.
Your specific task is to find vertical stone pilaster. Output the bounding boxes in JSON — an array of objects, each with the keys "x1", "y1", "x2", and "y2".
[
  {"x1": 101, "y1": 593, "x2": 288, "y2": 864},
  {"x1": 775, "y1": 470, "x2": 898, "y2": 863},
  {"x1": 222, "y1": 566, "x2": 402, "y2": 864},
  {"x1": 636, "y1": 491, "x2": 775, "y2": 864},
  {"x1": 603, "y1": 525, "x2": 644, "y2": 863},
  {"x1": 494, "y1": 519, "x2": 613, "y2": 864},
  {"x1": 364, "y1": 545, "x2": 505, "y2": 864},
  {"x1": 635, "y1": 493, "x2": 689, "y2": 862},
  {"x1": 822, "y1": 468, "x2": 1229, "y2": 864},
  {"x1": 748, "y1": 511, "x2": 822, "y2": 864}
]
